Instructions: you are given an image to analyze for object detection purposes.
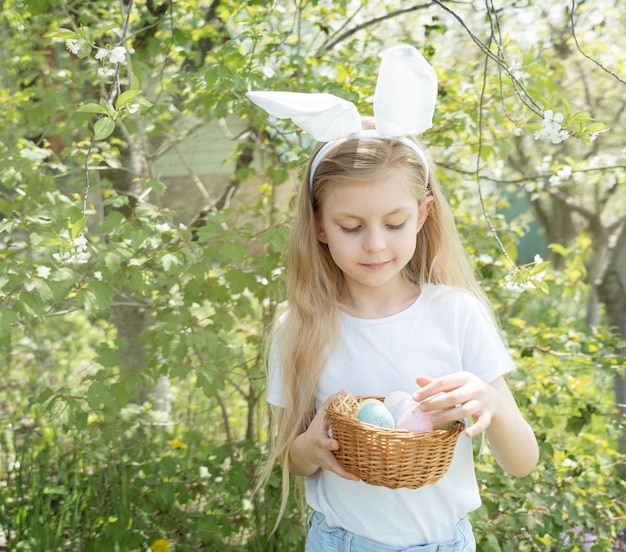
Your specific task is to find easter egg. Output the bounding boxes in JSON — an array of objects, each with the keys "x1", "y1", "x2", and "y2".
[
  {"x1": 396, "y1": 403, "x2": 434, "y2": 432},
  {"x1": 359, "y1": 397, "x2": 383, "y2": 408},
  {"x1": 356, "y1": 400, "x2": 395, "y2": 429},
  {"x1": 383, "y1": 391, "x2": 414, "y2": 425},
  {"x1": 383, "y1": 391, "x2": 412, "y2": 412}
]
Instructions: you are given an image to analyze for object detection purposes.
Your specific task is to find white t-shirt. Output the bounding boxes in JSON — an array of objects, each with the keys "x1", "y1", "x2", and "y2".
[{"x1": 267, "y1": 284, "x2": 515, "y2": 547}]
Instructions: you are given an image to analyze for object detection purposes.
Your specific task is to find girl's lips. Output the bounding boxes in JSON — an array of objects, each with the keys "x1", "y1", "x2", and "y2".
[{"x1": 361, "y1": 260, "x2": 391, "y2": 270}]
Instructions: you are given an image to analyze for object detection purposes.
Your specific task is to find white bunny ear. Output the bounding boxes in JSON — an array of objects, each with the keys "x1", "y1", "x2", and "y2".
[
  {"x1": 373, "y1": 44, "x2": 438, "y2": 137},
  {"x1": 246, "y1": 91, "x2": 361, "y2": 142}
]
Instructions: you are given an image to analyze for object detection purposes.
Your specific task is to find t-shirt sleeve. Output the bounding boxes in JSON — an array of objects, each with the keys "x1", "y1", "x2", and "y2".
[
  {"x1": 266, "y1": 336, "x2": 287, "y2": 407},
  {"x1": 460, "y1": 294, "x2": 516, "y2": 383},
  {"x1": 266, "y1": 311, "x2": 289, "y2": 408}
]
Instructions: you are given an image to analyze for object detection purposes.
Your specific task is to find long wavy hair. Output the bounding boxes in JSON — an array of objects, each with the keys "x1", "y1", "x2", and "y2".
[{"x1": 257, "y1": 120, "x2": 490, "y2": 523}]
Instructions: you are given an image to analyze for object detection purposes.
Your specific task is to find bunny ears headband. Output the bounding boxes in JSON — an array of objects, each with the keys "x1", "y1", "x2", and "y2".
[{"x1": 246, "y1": 44, "x2": 438, "y2": 205}]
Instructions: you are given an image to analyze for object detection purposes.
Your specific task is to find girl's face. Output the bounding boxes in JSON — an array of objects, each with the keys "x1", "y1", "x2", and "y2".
[{"x1": 315, "y1": 168, "x2": 432, "y2": 303}]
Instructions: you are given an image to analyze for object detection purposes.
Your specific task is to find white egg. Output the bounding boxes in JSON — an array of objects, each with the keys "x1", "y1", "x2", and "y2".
[
  {"x1": 356, "y1": 400, "x2": 395, "y2": 429},
  {"x1": 383, "y1": 391, "x2": 413, "y2": 411},
  {"x1": 383, "y1": 391, "x2": 414, "y2": 425}
]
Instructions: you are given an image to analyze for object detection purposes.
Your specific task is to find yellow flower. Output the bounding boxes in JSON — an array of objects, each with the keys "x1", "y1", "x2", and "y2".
[
  {"x1": 151, "y1": 538, "x2": 170, "y2": 552},
  {"x1": 170, "y1": 438, "x2": 187, "y2": 449}
]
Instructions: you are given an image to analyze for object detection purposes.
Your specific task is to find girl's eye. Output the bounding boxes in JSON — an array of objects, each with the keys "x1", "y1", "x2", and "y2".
[
  {"x1": 387, "y1": 221, "x2": 406, "y2": 230},
  {"x1": 340, "y1": 226, "x2": 361, "y2": 234}
]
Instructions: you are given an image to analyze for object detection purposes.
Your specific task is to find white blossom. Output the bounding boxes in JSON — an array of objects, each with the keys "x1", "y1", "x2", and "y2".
[
  {"x1": 504, "y1": 273, "x2": 533, "y2": 293},
  {"x1": 52, "y1": 234, "x2": 91, "y2": 264},
  {"x1": 66, "y1": 39, "x2": 86, "y2": 55},
  {"x1": 262, "y1": 63, "x2": 276, "y2": 78},
  {"x1": 155, "y1": 222, "x2": 172, "y2": 233},
  {"x1": 557, "y1": 165, "x2": 572, "y2": 179},
  {"x1": 508, "y1": 60, "x2": 528, "y2": 81},
  {"x1": 97, "y1": 67, "x2": 116, "y2": 78},
  {"x1": 589, "y1": 129, "x2": 608, "y2": 142},
  {"x1": 505, "y1": 256, "x2": 547, "y2": 293},
  {"x1": 36, "y1": 265, "x2": 51, "y2": 279},
  {"x1": 74, "y1": 234, "x2": 88, "y2": 249},
  {"x1": 109, "y1": 46, "x2": 127, "y2": 64},
  {"x1": 534, "y1": 110, "x2": 570, "y2": 144},
  {"x1": 539, "y1": 155, "x2": 553, "y2": 173},
  {"x1": 94, "y1": 47, "x2": 108, "y2": 61},
  {"x1": 549, "y1": 164, "x2": 572, "y2": 186}
]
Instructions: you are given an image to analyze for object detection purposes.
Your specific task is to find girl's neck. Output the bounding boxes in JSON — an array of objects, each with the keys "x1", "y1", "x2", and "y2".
[{"x1": 340, "y1": 281, "x2": 420, "y2": 319}]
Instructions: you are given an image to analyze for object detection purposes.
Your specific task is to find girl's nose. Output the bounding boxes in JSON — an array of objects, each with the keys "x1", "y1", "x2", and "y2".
[{"x1": 364, "y1": 228, "x2": 386, "y2": 253}]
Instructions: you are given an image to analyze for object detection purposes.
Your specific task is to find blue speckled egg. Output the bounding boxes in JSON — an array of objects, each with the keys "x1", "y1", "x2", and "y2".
[{"x1": 356, "y1": 400, "x2": 395, "y2": 429}]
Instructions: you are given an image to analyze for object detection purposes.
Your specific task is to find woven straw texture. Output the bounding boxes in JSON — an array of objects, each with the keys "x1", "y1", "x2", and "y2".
[{"x1": 326, "y1": 395, "x2": 465, "y2": 490}]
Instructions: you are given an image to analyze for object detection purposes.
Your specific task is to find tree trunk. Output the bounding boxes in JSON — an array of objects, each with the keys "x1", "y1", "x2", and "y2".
[
  {"x1": 597, "y1": 219, "x2": 626, "y2": 479},
  {"x1": 106, "y1": 144, "x2": 172, "y2": 412},
  {"x1": 111, "y1": 297, "x2": 150, "y2": 404},
  {"x1": 585, "y1": 221, "x2": 610, "y2": 328}
]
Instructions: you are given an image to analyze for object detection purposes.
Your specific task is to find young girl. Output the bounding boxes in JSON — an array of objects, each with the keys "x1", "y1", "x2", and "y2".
[{"x1": 249, "y1": 45, "x2": 538, "y2": 551}]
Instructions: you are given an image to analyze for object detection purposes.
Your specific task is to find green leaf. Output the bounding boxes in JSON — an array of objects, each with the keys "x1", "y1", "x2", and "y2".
[
  {"x1": 95, "y1": 345, "x2": 123, "y2": 368},
  {"x1": 585, "y1": 122, "x2": 607, "y2": 133},
  {"x1": 87, "y1": 381, "x2": 118, "y2": 412},
  {"x1": 77, "y1": 103, "x2": 109, "y2": 115},
  {"x1": 69, "y1": 216, "x2": 88, "y2": 239},
  {"x1": 45, "y1": 28, "x2": 79, "y2": 40},
  {"x1": 76, "y1": 42, "x2": 92, "y2": 59},
  {"x1": 0, "y1": 308, "x2": 18, "y2": 345},
  {"x1": 115, "y1": 89, "x2": 143, "y2": 110},
  {"x1": 79, "y1": 281, "x2": 113, "y2": 315},
  {"x1": 30, "y1": 278, "x2": 53, "y2": 302},
  {"x1": 101, "y1": 210, "x2": 126, "y2": 234},
  {"x1": 18, "y1": 290, "x2": 46, "y2": 321},
  {"x1": 28, "y1": 387, "x2": 55, "y2": 408},
  {"x1": 160, "y1": 253, "x2": 179, "y2": 272},
  {"x1": 94, "y1": 117, "x2": 116, "y2": 141},
  {"x1": 89, "y1": 281, "x2": 113, "y2": 311},
  {"x1": 130, "y1": 72, "x2": 140, "y2": 90},
  {"x1": 91, "y1": 24, "x2": 119, "y2": 40},
  {"x1": 104, "y1": 249, "x2": 128, "y2": 273}
]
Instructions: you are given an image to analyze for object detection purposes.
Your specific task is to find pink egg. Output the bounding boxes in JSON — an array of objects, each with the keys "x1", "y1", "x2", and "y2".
[{"x1": 396, "y1": 403, "x2": 434, "y2": 432}]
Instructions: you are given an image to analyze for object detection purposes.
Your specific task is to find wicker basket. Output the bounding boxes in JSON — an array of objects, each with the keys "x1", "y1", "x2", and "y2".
[{"x1": 326, "y1": 394, "x2": 465, "y2": 490}]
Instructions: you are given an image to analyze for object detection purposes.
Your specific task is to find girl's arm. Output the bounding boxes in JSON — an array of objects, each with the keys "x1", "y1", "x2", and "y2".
[
  {"x1": 415, "y1": 374, "x2": 539, "y2": 477},
  {"x1": 481, "y1": 376, "x2": 539, "y2": 477}
]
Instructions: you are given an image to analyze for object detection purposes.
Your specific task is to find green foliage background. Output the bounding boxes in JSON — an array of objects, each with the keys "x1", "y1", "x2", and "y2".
[{"x1": 0, "y1": 1, "x2": 624, "y2": 551}]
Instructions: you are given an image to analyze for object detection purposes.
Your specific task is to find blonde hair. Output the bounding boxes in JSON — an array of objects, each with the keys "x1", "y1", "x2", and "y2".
[{"x1": 257, "y1": 124, "x2": 490, "y2": 524}]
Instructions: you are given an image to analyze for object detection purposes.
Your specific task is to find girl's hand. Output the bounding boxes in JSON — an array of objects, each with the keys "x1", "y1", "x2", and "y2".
[
  {"x1": 413, "y1": 373, "x2": 501, "y2": 438},
  {"x1": 414, "y1": 373, "x2": 539, "y2": 477},
  {"x1": 289, "y1": 390, "x2": 361, "y2": 481}
]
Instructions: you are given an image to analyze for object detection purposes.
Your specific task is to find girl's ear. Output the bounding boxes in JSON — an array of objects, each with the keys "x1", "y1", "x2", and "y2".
[
  {"x1": 416, "y1": 196, "x2": 434, "y2": 234},
  {"x1": 314, "y1": 214, "x2": 329, "y2": 243}
]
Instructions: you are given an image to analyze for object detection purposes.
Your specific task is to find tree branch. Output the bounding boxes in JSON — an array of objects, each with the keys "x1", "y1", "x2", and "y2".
[
  {"x1": 81, "y1": 0, "x2": 135, "y2": 216},
  {"x1": 430, "y1": 0, "x2": 542, "y2": 114},
  {"x1": 317, "y1": 3, "x2": 432, "y2": 53},
  {"x1": 570, "y1": 0, "x2": 626, "y2": 86}
]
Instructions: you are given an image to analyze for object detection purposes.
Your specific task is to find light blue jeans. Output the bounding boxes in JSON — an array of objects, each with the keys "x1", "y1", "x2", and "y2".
[{"x1": 305, "y1": 511, "x2": 476, "y2": 552}]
